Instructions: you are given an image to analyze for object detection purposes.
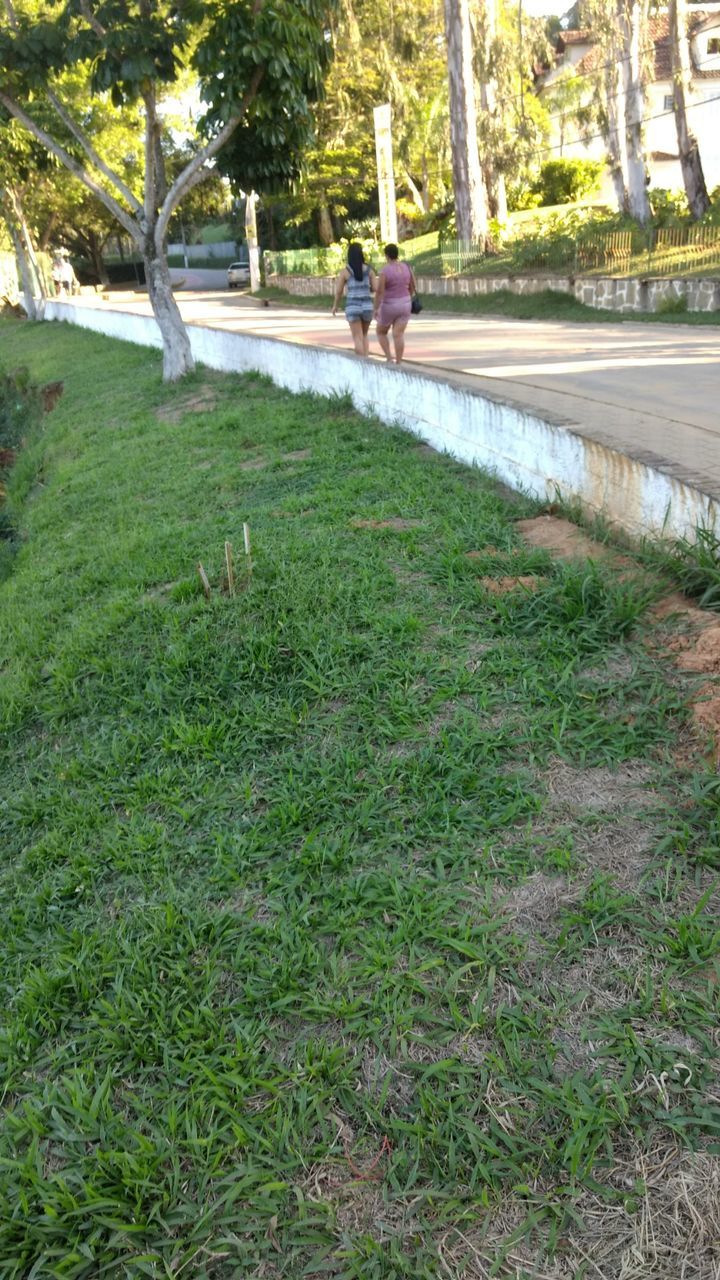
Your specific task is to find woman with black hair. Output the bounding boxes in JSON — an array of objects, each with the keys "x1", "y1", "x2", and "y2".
[{"x1": 332, "y1": 242, "x2": 377, "y2": 356}]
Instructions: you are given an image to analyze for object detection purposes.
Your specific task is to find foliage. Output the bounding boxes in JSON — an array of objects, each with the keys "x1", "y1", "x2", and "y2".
[
  {"x1": 2, "y1": 318, "x2": 720, "y2": 1274},
  {"x1": 0, "y1": 365, "x2": 40, "y2": 454},
  {"x1": 649, "y1": 187, "x2": 692, "y2": 227},
  {"x1": 0, "y1": 0, "x2": 337, "y2": 375},
  {"x1": 532, "y1": 159, "x2": 604, "y2": 207}
]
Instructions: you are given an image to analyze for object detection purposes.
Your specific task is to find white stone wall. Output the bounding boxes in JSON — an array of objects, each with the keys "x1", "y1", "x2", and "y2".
[
  {"x1": 44, "y1": 298, "x2": 720, "y2": 544},
  {"x1": 271, "y1": 271, "x2": 719, "y2": 314}
]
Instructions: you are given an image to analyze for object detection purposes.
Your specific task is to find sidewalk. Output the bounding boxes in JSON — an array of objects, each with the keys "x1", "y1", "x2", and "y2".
[{"x1": 67, "y1": 285, "x2": 720, "y2": 504}]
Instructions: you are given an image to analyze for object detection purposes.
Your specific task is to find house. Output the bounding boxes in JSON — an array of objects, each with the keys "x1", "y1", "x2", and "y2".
[{"x1": 539, "y1": 5, "x2": 720, "y2": 198}]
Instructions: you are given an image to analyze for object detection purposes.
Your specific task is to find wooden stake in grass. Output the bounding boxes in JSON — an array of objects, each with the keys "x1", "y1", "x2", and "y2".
[
  {"x1": 243, "y1": 522, "x2": 253, "y2": 576},
  {"x1": 224, "y1": 541, "x2": 235, "y2": 596},
  {"x1": 197, "y1": 562, "x2": 212, "y2": 599}
]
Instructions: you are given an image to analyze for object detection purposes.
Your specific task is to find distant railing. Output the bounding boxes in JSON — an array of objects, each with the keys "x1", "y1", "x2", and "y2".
[
  {"x1": 264, "y1": 246, "x2": 352, "y2": 277},
  {"x1": 265, "y1": 227, "x2": 720, "y2": 282},
  {"x1": 438, "y1": 226, "x2": 720, "y2": 278}
]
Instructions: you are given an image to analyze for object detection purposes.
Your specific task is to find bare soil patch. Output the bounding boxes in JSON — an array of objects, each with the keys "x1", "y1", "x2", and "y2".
[
  {"x1": 282, "y1": 448, "x2": 312, "y2": 462},
  {"x1": 515, "y1": 515, "x2": 618, "y2": 562},
  {"x1": 156, "y1": 386, "x2": 218, "y2": 423},
  {"x1": 497, "y1": 872, "x2": 580, "y2": 936},
  {"x1": 351, "y1": 518, "x2": 423, "y2": 531},
  {"x1": 575, "y1": 817, "x2": 656, "y2": 885},
  {"x1": 546, "y1": 760, "x2": 655, "y2": 815},
  {"x1": 479, "y1": 575, "x2": 543, "y2": 594},
  {"x1": 239, "y1": 456, "x2": 268, "y2": 472},
  {"x1": 677, "y1": 624, "x2": 720, "y2": 674}
]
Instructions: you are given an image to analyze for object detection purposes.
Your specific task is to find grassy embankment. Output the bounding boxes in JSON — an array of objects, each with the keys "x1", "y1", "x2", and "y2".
[{"x1": 2, "y1": 318, "x2": 720, "y2": 1277}]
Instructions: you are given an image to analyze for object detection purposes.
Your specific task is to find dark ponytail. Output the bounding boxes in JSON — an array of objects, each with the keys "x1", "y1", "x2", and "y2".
[{"x1": 347, "y1": 242, "x2": 365, "y2": 282}]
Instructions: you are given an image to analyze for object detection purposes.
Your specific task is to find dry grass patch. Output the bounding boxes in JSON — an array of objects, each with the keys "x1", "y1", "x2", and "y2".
[
  {"x1": 546, "y1": 761, "x2": 656, "y2": 816},
  {"x1": 479, "y1": 575, "x2": 543, "y2": 595},
  {"x1": 156, "y1": 385, "x2": 218, "y2": 423},
  {"x1": 351, "y1": 517, "x2": 423, "y2": 531}
]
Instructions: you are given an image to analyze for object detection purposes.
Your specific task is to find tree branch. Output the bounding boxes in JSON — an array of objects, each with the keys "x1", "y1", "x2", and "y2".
[
  {"x1": 45, "y1": 87, "x2": 143, "y2": 214},
  {"x1": 79, "y1": 0, "x2": 106, "y2": 38},
  {"x1": 143, "y1": 86, "x2": 158, "y2": 228},
  {"x1": 0, "y1": 89, "x2": 140, "y2": 241},
  {"x1": 154, "y1": 66, "x2": 264, "y2": 250}
]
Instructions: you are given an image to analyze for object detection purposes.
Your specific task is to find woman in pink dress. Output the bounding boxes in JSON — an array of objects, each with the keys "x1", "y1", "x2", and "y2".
[{"x1": 373, "y1": 243, "x2": 417, "y2": 365}]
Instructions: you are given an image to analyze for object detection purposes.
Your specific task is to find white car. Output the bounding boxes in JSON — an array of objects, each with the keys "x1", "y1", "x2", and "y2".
[{"x1": 227, "y1": 261, "x2": 251, "y2": 288}]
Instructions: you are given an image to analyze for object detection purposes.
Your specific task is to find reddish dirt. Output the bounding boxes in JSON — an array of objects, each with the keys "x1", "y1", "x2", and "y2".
[
  {"x1": 41, "y1": 380, "x2": 64, "y2": 413},
  {"x1": 479, "y1": 575, "x2": 542, "y2": 595},
  {"x1": 676, "y1": 626, "x2": 720, "y2": 674},
  {"x1": 351, "y1": 518, "x2": 423, "y2": 531},
  {"x1": 515, "y1": 515, "x2": 624, "y2": 563},
  {"x1": 693, "y1": 685, "x2": 720, "y2": 761}
]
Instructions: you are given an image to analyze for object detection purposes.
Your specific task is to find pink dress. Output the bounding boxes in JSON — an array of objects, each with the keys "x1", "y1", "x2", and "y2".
[{"x1": 378, "y1": 261, "x2": 412, "y2": 326}]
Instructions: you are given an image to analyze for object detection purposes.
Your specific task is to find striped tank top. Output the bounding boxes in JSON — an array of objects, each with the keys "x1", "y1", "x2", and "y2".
[{"x1": 345, "y1": 264, "x2": 372, "y2": 312}]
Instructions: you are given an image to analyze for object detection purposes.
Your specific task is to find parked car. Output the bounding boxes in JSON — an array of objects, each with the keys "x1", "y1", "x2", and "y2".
[{"x1": 227, "y1": 261, "x2": 251, "y2": 288}]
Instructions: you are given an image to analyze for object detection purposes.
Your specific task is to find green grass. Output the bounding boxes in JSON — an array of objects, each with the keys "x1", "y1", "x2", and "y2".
[
  {"x1": 199, "y1": 223, "x2": 233, "y2": 245},
  {"x1": 2, "y1": 318, "x2": 720, "y2": 1277},
  {"x1": 258, "y1": 284, "x2": 720, "y2": 327}
]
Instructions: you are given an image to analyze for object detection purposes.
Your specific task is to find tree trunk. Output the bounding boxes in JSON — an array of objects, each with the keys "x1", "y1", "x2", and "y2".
[
  {"x1": 604, "y1": 54, "x2": 629, "y2": 213},
  {"x1": 87, "y1": 231, "x2": 110, "y2": 285},
  {"x1": 403, "y1": 169, "x2": 426, "y2": 216},
  {"x1": 144, "y1": 245, "x2": 194, "y2": 381},
  {"x1": 5, "y1": 214, "x2": 37, "y2": 318},
  {"x1": 317, "y1": 203, "x2": 334, "y2": 246},
  {"x1": 3, "y1": 185, "x2": 44, "y2": 317},
  {"x1": 670, "y1": 0, "x2": 710, "y2": 219},
  {"x1": 444, "y1": 0, "x2": 488, "y2": 244},
  {"x1": 244, "y1": 191, "x2": 261, "y2": 292},
  {"x1": 618, "y1": 0, "x2": 650, "y2": 224}
]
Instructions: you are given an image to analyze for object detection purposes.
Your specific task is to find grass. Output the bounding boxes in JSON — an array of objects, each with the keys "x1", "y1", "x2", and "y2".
[
  {"x1": 257, "y1": 283, "x2": 720, "y2": 327},
  {"x1": 2, "y1": 318, "x2": 720, "y2": 1277}
]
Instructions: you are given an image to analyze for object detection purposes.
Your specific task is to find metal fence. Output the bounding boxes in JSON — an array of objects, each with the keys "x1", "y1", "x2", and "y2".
[
  {"x1": 266, "y1": 228, "x2": 720, "y2": 281},
  {"x1": 264, "y1": 246, "x2": 351, "y2": 277},
  {"x1": 439, "y1": 225, "x2": 720, "y2": 279}
]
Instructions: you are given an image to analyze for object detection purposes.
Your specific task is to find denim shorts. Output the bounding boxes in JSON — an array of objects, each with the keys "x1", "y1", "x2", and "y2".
[{"x1": 345, "y1": 307, "x2": 374, "y2": 323}]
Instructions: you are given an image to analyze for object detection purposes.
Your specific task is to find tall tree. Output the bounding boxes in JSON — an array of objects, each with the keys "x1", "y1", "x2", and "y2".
[
  {"x1": 444, "y1": 0, "x2": 489, "y2": 242},
  {"x1": 617, "y1": 0, "x2": 650, "y2": 224},
  {"x1": 0, "y1": 0, "x2": 334, "y2": 380},
  {"x1": 669, "y1": 0, "x2": 710, "y2": 219}
]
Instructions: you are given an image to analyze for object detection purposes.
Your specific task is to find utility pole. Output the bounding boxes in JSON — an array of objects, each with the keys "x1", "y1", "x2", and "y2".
[{"x1": 244, "y1": 191, "x2": 260, "y2": 292}]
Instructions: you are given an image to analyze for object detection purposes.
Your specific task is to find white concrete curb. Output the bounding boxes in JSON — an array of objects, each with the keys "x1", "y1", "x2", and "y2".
[{"x1": 45, "y1": 299, "x2": 718, "y2": 543}]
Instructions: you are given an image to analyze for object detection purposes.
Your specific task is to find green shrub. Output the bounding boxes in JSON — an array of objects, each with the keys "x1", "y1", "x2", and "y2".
[
  {"x1": 648, "y1": 188, "x2": 690, "y2": 227},
  {"x1": 533, "y1": 159, "x2": 604, "y2": 207},
  {"x1": 655, "y1": 293, "x2": 688, "y2": 315}
]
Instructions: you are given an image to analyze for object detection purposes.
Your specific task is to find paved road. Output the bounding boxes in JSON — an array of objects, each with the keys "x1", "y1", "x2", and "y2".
[{"x1": 96, "y1": 272, "x2": 720, "y2": 495}]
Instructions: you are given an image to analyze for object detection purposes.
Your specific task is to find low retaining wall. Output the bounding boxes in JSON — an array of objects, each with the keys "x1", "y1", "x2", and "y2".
[
  {"x1": 270, "y1": 271, "x2": 720, "y2": 314},
  {"x1": 44, "y1": 299, "x2": 719, "y2": 543}
]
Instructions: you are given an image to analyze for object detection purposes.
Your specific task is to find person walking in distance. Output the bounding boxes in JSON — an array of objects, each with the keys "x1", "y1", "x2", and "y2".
[
  {"x1": 374, "y1": 243, "x2": 416, "y2": 365},
  {"x1": 332, "y1": 243, "x2": 376, "y2": 356}
]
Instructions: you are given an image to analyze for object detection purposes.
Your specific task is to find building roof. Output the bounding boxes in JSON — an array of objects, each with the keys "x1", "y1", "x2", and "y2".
[
  {"x1": 562, "y1": 11, "x2": 720, "y2": 82},
  {"x1": 556, "y1": 28, "x2": 594, "y2": 48}
]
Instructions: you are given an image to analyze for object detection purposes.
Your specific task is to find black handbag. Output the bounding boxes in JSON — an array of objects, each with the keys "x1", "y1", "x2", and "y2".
[{"x1": 411, "y1": 294, "x2": 423, "y2": 314}]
